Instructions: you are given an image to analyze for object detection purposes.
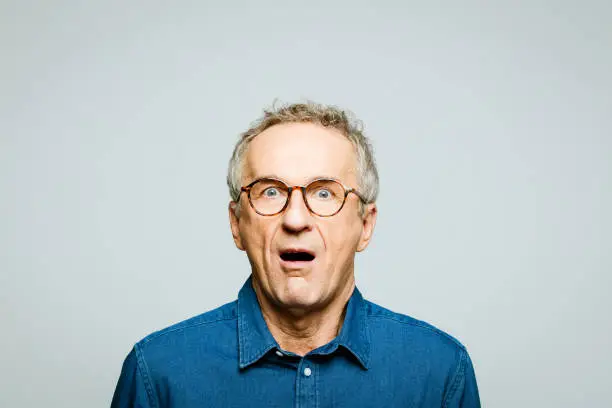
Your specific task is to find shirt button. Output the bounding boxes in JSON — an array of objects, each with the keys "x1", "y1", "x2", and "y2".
[
  {"x1": 303, "y1": 367, "x2": 312, "y2": 377},
  {"x1": 275, "y1": 350, "x2": 283, "y2": 357}
]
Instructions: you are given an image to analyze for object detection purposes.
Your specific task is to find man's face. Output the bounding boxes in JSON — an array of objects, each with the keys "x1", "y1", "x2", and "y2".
[{"x1": 229, "y1": 122, "x2": 377, "y2": 312}]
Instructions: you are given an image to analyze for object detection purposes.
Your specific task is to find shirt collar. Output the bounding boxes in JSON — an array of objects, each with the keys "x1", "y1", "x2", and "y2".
[
  {"x1": 237, "y1": 275, "x2": 371, "y2": 370},
  {"x1": 334, "y1": 284, "x2": 371, "y2": 369},
  {"x1": 237, "y1": 276, "x2": 279, "y2": 369}
]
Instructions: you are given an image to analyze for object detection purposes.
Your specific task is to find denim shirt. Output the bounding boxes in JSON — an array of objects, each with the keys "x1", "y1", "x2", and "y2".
[{"x1": 111, "y1": 277, "x2": 480, "y2": 407}]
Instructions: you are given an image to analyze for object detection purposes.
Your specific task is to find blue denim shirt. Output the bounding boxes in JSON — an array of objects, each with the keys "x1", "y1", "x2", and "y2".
[{"x1": 111, "y1": 277, "x2": 480, "y2": 407}]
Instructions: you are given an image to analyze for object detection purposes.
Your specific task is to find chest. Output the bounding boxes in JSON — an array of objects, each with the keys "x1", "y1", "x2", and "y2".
[{"x1": 156, "y1": 356, "x2": 445, "y2": 408}]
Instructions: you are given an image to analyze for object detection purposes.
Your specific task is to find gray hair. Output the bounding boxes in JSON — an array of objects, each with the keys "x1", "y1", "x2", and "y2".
[{"x1": 227, "y1": 101, "x2": 379, "y2": 213}]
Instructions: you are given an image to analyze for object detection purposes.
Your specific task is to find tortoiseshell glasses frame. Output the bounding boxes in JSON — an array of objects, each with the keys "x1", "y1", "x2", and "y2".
[{"x1": 238, "y1": 177, "x2": 367, "y2": 217}]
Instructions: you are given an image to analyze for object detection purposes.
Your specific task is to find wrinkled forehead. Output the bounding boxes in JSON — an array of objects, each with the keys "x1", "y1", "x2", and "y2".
[{"x1": 243, "y1": 123, "x2": 358, "y2": 186}]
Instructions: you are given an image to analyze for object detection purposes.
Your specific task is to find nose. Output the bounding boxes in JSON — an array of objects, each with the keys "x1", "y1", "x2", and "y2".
[{"x1": 281, "y1": 188, "x2": 313, "y2": 233}]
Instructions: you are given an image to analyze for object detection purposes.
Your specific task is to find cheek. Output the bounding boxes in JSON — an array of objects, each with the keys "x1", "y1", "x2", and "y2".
[
  {"x1": 323, "y1": 216, "x2": 361, "y2": 255},
  {"x1": 240, "y1": 216, "x2": 277, "y2": 260}
]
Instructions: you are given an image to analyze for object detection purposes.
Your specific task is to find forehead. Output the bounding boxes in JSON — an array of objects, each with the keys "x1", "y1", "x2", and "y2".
[{"x1": 243, "y1": 122, "x2": 357, "y2": 185}]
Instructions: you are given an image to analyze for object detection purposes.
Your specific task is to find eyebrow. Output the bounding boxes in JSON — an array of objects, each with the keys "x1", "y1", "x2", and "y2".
[{"x1": 250, "y1": 175, "x2": 340, "y2": 185}]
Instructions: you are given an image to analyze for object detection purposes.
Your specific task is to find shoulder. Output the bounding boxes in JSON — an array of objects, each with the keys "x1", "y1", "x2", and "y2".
[
  {"x1": 115, "y1": 301, "x2": 240, "y2": 404},
  {"x1": 135, "y1": 300, "x2": 238, "y2": 353},
  {"x1": 363, "y1": 300, "x2": 479, "y2": 404},
  {"x1": 364, "y1": 299, "x2": 466, "y2": 353}
]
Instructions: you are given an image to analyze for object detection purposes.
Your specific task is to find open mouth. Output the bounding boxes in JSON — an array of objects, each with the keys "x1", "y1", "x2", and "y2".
[{"x1": 279, "y1": 250, "x2": 315, "y2": 262}]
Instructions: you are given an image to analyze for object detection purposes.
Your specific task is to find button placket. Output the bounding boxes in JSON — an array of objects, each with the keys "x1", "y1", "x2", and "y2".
[{"x1": 295, "y1": 359, "x2": 317, "y2": 408}]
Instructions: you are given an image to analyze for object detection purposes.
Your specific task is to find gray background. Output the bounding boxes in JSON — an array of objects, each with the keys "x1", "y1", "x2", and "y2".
[{"x1": 1, "y1": 1, "x2": 610, "y2": 407}]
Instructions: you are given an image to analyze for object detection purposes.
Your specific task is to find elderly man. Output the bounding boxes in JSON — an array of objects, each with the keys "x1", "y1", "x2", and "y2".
[{"x1": 111, "y1": 102, "x2": 481, "y2": 407}]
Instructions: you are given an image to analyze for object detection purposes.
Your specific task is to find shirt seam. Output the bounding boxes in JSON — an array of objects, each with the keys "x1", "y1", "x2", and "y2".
[
  {"x1": 139, "y1": 316, "x2": 237, "y2": 345},
  {"x1": 315, "y1": 361, "x2": 320, "y2": 408},
  {"x1": 368, "y1": 314, "x2": 466, "y2": 350},
  {"x1": 442, "y1": 347, "x2": 467, "y2": 407},
  {"x1": 134, "y1": 343, "x2": 159, "y2": 408}
]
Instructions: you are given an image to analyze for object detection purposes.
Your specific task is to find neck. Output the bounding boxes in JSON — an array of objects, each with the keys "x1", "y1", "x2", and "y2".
[{"x1": 252, "y1": 277, "x2": 355, "y2": 356}]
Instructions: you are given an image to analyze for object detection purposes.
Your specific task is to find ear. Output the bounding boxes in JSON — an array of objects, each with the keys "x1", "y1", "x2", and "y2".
[
  {"x1": 356, "y1": 203, "x2": 377, "y2": 252},
  {"x1": 228, "y1": 201, "x2": 245, "y2": 251}
]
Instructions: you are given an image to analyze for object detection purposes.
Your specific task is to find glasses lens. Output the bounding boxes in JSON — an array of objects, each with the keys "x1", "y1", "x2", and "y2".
[
  {"x1": 305, "y1": 180, "x2": 345, "y2": 216},
  {"x1": 249, "y1": 179, "x2": 288, "y2": 215}
]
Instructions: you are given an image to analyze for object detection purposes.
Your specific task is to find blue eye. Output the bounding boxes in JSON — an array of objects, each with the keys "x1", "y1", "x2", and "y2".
[
  {"x1": 316, "y1": 189, "x2": 331, "y2": 199},
  {"x1": 263, "y1": 188, "x2": 279, "y2": 198}
]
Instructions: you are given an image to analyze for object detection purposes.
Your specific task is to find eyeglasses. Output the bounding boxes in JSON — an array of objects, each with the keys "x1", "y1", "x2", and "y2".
[{"x1": 239, "y1": 178, "x2": 366, "y2": 217}]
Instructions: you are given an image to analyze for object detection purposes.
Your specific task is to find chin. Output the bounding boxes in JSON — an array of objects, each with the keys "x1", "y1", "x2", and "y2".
[{"x1": 279, "y1": 278, "x2": 324, "y2": 308}]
